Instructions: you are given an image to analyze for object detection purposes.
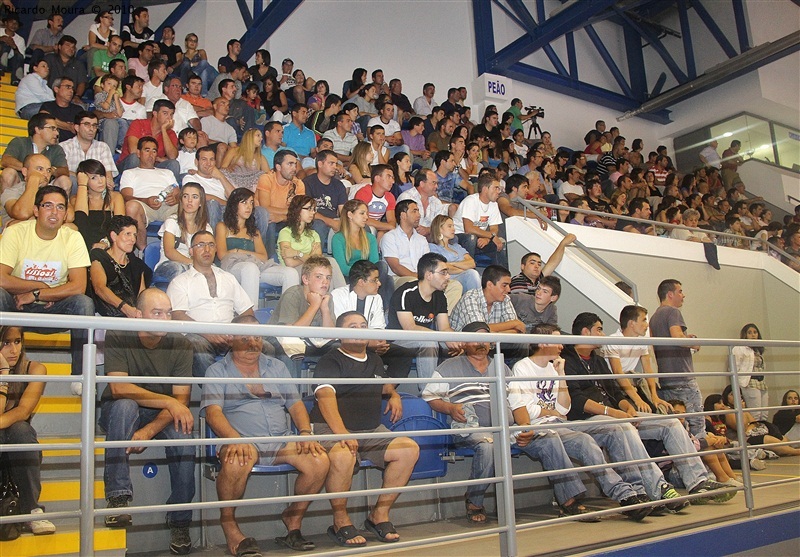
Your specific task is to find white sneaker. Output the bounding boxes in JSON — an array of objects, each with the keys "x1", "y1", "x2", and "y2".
[
  {"x1": 750, "y1": 458, "x2": 766, "y2": 470},
  {"x1": 29, "y1": 508, "x2": 56, "y2": 535},
  {"x1": 723, "y1": 478, "x2": 744, "y2": 487},
  {"x1": 70, "y1": 381, "x2": 83, "y2": 396}
]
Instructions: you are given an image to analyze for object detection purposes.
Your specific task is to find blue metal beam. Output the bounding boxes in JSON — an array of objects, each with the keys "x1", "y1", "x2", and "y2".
[
  {"x1": 615, "y1": 8, "x2": 688, "y2": 83},
  {"x1": 731, "y1": 0, "x2": 750, "y2": 53},
  {"x1": 473, "y1": 0, "x2": 496, "y2": 76},
  {"x1": 503, "y1": 61, "x2": 672, "y2": 124},
  {"x1": 235, "y1": 0, "x2": 254, "y2": 30},
  {"x1": 691, "y1": 0, "x2": 738, "y2": 58},
  {"x1": 239, "y1": 0, "x2": 305, "y2": 63},
  {"x1": 253, "y1": 0, "x2": 264, "y2": 19},
  {"x1": 566, "y1": 31, "x2": 578, "y2": 80},
  {"x1": 491, "y1": 0, "x2": 530, "y2": 31},
  {"x1": 584, "y1": 25, "x2": 635, "y2": 98},
  {"x1": 677, "y1": 0, "x2": 697, "y2": 79},
  {"x1": 153, "y1": 0, "x2": 199, "y2": 41},
  {"x1": 489, "y1": 0, "x2": 617, "y2": 71},
  {"x1": 506, "y1": 0, "x2": 538, "y2": 29},
  {"x1": 623, "y1": 16, "x2": 648, "y2": 99},
  {"x1": 120, "y1": 0, "x2": 131, "y2": 29},
  {"x1": 651, "y1": 72, "x2": 667, "y2": 97}
]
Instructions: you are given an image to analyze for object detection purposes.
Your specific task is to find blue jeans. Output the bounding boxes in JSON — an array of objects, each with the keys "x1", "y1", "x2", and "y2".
[
  {"x1": 657, "y1": 379, "x2": 705, "y2": 439},
  {"x1": 450, "y1": 268, "x2": 481, "y2": 293},
  {"x1": 456, "y1": 233, "x2": 507, "y2": 267},
  {"x1": 18, "y1": 103, "x2": 43, "y2": 120},
  {"x1": 634, "y1": 412, "x2": 708, "y2": 492},
  {"x1": 179, "y1": 60, "x2": 217, "y2": 97},
  {"x1": 310, "y1": 218, "x2": 333, "y2": 253},
  {"x1": 557, "y1": 428, "x2": 639, "y2": 502},
  {"x1": 457, "y1": 430, "x2": 586, "y2": 508},
  {"x1": 580, "y1": 416, "x2": 679, "y2": 500},
  {"x1": 152, "y1": 261, "x2": 189, "y2": 285},
  {"x1": 0, "y1": 289, "x2": 93, "y2": 376},
  {"x1": 99, "y1": 117, "x2": 129, "y2": 152},
  {"x1": 99, "y1": 399, "x2": 195, "y2": 526}
]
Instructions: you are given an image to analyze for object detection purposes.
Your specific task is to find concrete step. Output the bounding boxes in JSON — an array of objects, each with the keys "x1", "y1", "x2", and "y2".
[
  {"x1": 0, "y1": 88, "x2": 16, "y2": 102},
  {"x1": 40, "y1": 479, "x2": 105, "y2": 504},
  {"x1": 0, "y1": 528, "x2": 126, "y2": 557}
]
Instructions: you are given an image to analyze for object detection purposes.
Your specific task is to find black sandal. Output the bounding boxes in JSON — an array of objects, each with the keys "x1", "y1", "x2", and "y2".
[
  {"x1": 234, "y1": 537, "x2": 262, "y2": 557},
  {"x1": 275, "y1": 529, "x2": 315, "y2": 551},
  {"x1": 326, "y1": 525, "x2": 366, "y2": 547},
  {"x1": 465, "y1": 499, "x2": 487, "y2": 524},
  {"x1": 558, "y1": 501, "x2": 601, "y2": 523}
]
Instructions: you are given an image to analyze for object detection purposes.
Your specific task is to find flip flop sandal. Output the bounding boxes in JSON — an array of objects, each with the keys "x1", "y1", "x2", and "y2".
[
  {"x1": 234, "y1": 537, "x2": 262, "y2": 557},
  {"x1": 326, "y1": 525, "x2": 366, "y2": 547},
  {"x1": 465, "y1": 500, "x2": 487, "y2": 524},
  {"x1": 275, "y1": 529, "x2": 315, "y2": 551},
  {"x1": 363, "y1": 519, "x2": 399, "y2": 543}
]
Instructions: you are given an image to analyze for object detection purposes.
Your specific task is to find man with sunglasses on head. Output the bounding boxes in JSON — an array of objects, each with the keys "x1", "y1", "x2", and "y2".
[{"x1": 0, "y1": 185, "x2": 94, "y2": 379}]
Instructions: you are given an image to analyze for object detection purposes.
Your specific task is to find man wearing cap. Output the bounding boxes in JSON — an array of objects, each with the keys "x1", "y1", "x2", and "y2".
[{"x1": 557, "y1": 166, "x2": 585, "y2": 203}]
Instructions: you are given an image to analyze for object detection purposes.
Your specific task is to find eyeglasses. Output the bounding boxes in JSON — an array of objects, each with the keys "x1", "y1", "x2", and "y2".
[
  {"x1": 80, "y1": 122, "x2": 99, "y2": 129},
  {"x1": 39, "y1": 202, "x2": 67, "y2": 211},
  {"x1": 301, "y1": 205, "x2": 317, "y2": 212},
  {"x1": 191, "y1": 242, "x2": 215, "y2": 250},
  {"x1": 365, "y1": 277, "x2": 381, "y2": 284},
  {"x1": 42, "y1": 125, "x2": 58, "y2": 131},
  {"x1": 432, "y1": 269, "x2": 451, "y2": 276}
]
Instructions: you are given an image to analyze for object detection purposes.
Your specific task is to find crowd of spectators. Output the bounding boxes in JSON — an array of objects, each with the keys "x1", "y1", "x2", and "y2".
[{"x1": 1, "y1": 5, "x2": 798, "y2": 554}]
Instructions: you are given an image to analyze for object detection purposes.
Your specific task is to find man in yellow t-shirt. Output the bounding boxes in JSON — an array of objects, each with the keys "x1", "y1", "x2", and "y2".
[{"x1": 0, "y1": 185, "x2": 94, "y2": 377}]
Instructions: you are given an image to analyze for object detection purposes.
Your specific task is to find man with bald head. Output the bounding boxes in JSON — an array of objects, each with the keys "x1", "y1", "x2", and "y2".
[
  {"x1": 99, "y1": 287, "x2": 195, "y2": 554},
  {"x1": 1, "y1": 154, "x2": 63, "y2": 226}
]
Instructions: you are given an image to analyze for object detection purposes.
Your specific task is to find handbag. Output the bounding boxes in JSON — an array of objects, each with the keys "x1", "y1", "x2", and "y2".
[
  {"x1": 220, "y1": 251, "x2": 276, "y2": 273},
  {"x1": 0, "y1": 466, "x2": 21, "y2": 541}
]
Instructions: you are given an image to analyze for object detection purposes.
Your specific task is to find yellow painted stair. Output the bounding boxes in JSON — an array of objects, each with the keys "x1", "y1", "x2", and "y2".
[
  {"x1": 34, "y1": 395, "x2": 81, "y2": 414},
  {"x1": 40, "y1": 479, "x2": 105, "y2": 502},
  {"x1": 23, "y1": 331, "x2": 71, "y2": 349},
  {"x1": 0, "y1": 528, "x2": 126, "y2": 556}
]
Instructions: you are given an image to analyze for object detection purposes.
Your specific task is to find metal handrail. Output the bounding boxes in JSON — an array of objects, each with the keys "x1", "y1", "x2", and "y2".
[
  {"x1": 0, "y1": 313, "x2": 798, "y2": 557},
  {"x1": 518, "y1": 197, "x2": 800, "y2": 266}
]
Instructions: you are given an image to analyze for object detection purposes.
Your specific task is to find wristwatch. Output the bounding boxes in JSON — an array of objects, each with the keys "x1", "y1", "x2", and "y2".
[{"x1": 32, "y1": 289, "x2": 40, "y2": 302}]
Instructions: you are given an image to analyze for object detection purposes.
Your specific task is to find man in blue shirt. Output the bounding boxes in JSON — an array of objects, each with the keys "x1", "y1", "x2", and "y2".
[{"x1": 283, "y1": 104, "x2": 317, "y2": 158}]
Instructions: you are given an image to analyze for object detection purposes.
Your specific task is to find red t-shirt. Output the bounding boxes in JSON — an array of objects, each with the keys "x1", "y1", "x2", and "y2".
[
  {"x1": 354, "y1": 185, "x2": 396, "y2": 221},
  {"x1": 119, "y1": 118, "x2": 179, "y2": 160}
]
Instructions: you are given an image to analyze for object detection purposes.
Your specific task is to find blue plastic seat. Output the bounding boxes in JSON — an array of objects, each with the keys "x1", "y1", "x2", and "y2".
[{"x1": 381, "y1": 393, "x2": 449, "y2": 480}]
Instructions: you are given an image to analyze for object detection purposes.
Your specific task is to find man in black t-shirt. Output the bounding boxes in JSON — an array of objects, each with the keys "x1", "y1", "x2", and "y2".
[
  {"x1": 98, "y1": 288, "x2": 195, "y2": 554},
  {"x1": 311, "y1": 311, "x2": 419, "y2": 546},
  {"x1": 387, "y1": 253, "x2": 462, "y2": 388},
  {"x1": 120, "y1": 7, "x2": 154, "y2": 60}
]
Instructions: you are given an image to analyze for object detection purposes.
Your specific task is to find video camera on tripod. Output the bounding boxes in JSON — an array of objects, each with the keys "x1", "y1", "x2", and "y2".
[{"x1": 523, "y1": 106, "x2": 545, "y2": 138}]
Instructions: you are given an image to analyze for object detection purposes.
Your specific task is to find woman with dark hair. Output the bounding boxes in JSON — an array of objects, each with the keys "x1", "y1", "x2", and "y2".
[
  {"x1": 583, "y1": 130, "x2": 602, "y2": 155},
  {"x1": 390, "y1": 152, "x2": 413, "y2": 197},
  {"x1": 732, "y1": 324, "x2": 769, "y2": 420},
  {"x1": 0, "y1": 325, "x2": 55, "y2": 535},
  {"x1": 278, "y1": 195, "x2": 345, "y2": 287},
  {"x1": 277, "y1": 194, "x2": 321, "y2": 267},
  {"x1": 308, "y1": 79, "x2": 328, "y2": 112},
  {"x1": 71, "y1": 159, "x2": 125, "y2": 251},
  {"x1": 554, "y1": 150, "x2": 571, "y2": 174},
  {"x1": 461, "y1": 141, "x2": 483, "y2": 181},
  {"x1": 720, "y1": 385, "x2": 800, "y2": 456},
  {"x1": 86, "y1": 9, "x2": 116, "y2": 51},
  {"x1": 89, "y1": 215, "x2": 147, "y2": 317},
  {"x1": 153, "y1": 182, "x2": 212, "y2": 283},
  {"x1": 249, "y1": 48, "x2": 277, "y2": 85},
  {"x1": 772, "y1": 390, "x2": 800, "y2": 443},
  {"x1": 259, "y1": 75, "x2": 289, "y2": 121},
  {"x1": 215, "y1": 188, "x2": 298, "y2": 306},
  {"x1": 343, "y1": 67, "x2": 367, "y2": 99},
  {"x1": 629, "y1": 138, "x2": 645, "y2": 169}
]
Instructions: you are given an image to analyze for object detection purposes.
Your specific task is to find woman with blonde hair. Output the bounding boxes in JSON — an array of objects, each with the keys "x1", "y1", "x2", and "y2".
[
  {"x1": 348, "y1": 141, "x2": 374, "y2": 186},
  {"x1": 220, "y1": 128, "x2": 271, "y2": 192},
  {"x1": 428, "y1": 214, "x2": 481, "y2": 292}
]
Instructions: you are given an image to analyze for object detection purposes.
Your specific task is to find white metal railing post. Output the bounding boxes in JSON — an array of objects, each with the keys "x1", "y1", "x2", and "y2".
[
  {"x1": 79, "y1": 329, "x2": 97, "y2": 557},
  {"x1": 727, "y1": 346, "x2": 755, "y2": 514},
  {"x1": 493, "y1": 342, "x2": 517, "y2": 557}
]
